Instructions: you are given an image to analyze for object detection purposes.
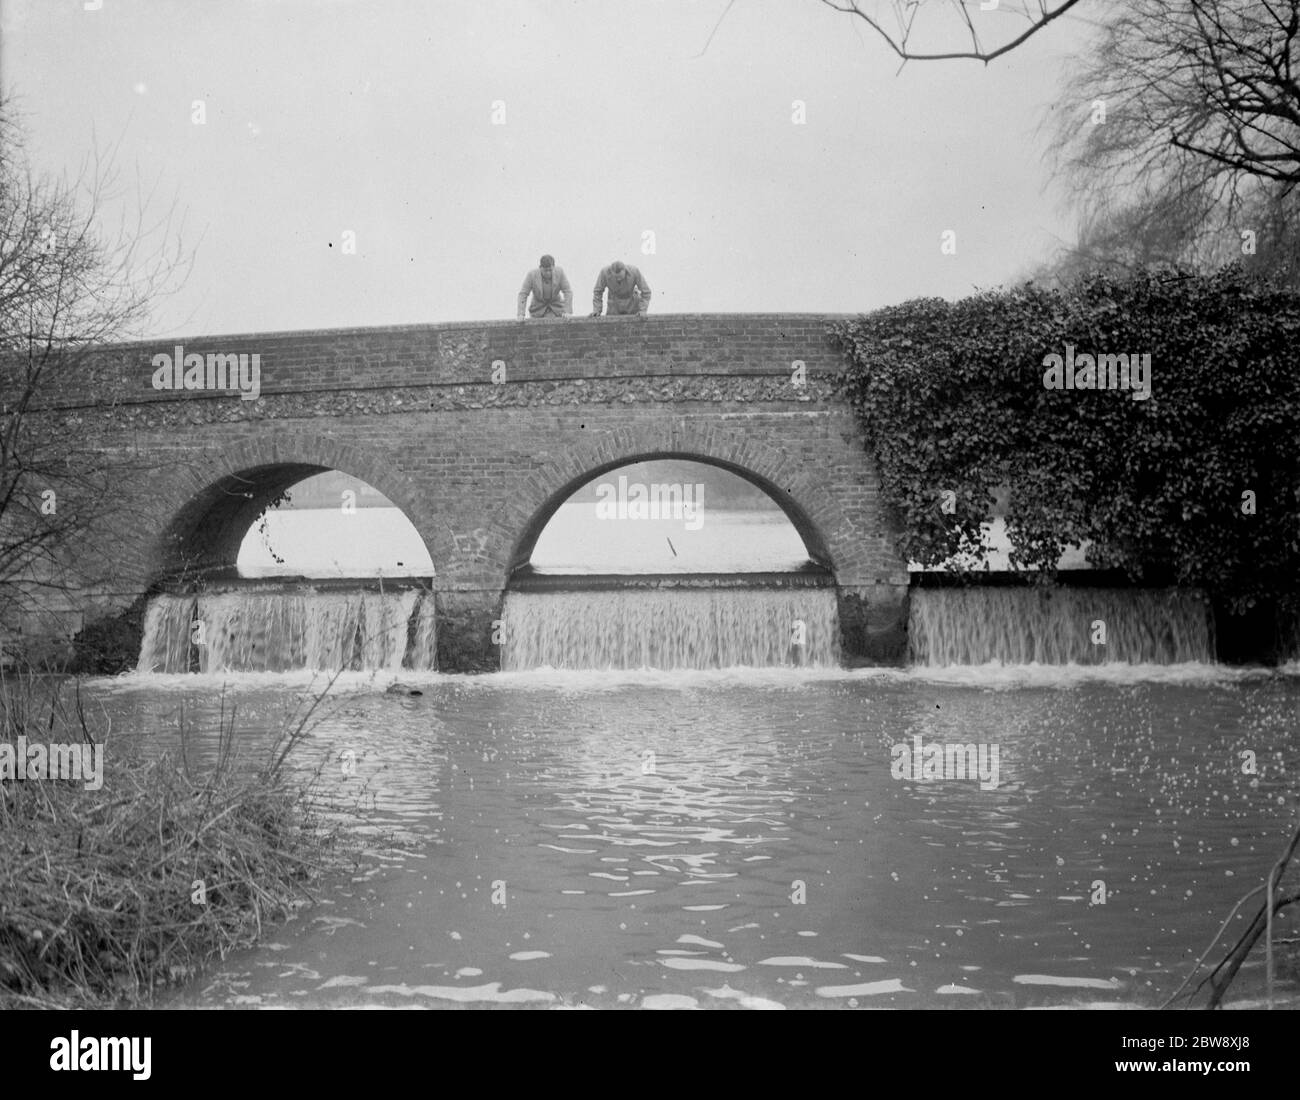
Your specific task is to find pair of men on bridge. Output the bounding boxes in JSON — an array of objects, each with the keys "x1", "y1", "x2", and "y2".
[{"x1": 516, "y1": 256, "x2": 652, "y2": 320}]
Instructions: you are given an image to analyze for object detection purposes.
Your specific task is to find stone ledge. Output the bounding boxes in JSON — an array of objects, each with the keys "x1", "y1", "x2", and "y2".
[{"x1": 90, "y1": 312, "x2": 860, "y2": 349}]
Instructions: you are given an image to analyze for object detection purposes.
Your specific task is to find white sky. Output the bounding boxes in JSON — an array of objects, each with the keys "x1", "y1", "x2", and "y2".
[{"x1": 2, "y1": 0, "x2": 1099, "y2": 338}]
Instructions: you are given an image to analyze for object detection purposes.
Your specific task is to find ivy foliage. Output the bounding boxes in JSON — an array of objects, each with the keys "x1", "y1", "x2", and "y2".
[{"x1": 829, "y1": 266, "x2": 1300, "y2": 618}]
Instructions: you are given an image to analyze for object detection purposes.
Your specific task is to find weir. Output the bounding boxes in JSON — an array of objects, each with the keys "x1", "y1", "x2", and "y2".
[
  {"x1": 907, "y1": 587, "x2": 1215, "y2": 666},
  {"x1": 134, "y1": 581, "x2": 1224, "y2": 673},
  {"x1": 500, "y1": 587, "x2": 841, "y2": 671},
  {"x1": 137, "y1": 588, "x2": 438, "y2": 673}
]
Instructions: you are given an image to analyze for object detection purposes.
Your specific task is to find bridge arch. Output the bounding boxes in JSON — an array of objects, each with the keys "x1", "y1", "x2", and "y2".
[
  {"x1": 500, "y1": 422, "x2": 848, "y2": 578},
  {"x1": 144, "y1": 434, "x2": 446, "y2": 584}
]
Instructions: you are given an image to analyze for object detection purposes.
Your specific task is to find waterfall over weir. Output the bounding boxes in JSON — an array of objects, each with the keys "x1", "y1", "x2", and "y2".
[
  {"x1": 908, "y1": 587, "x2": 1215, "y2": 666},
  {"x1": 137, "y1": 589, "x2": 437, "y2": 673},
  {"x1": 500, "y1": 588, "x2": 841, "y2": 670}
]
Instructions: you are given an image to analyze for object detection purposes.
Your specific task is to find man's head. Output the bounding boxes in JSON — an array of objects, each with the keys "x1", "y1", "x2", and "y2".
[
  {"x1": 611, "y1": 260, "x2": 626, "y2": 276},
  {"x1": 539, "y1": 254, "x2": 555, "y2": 274}
]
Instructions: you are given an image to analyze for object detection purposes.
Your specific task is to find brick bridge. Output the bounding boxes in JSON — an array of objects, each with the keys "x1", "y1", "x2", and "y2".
[{"x1": 27, "y1": 314, "x2": 910, "y2": 670}]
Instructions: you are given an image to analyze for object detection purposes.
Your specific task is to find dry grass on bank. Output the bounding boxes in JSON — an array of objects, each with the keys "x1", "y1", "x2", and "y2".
[{"x1": 0, "y1": 669, "x2": 360, "y2": 1008}]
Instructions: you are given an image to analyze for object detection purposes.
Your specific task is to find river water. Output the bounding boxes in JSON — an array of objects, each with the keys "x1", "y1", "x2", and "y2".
[
  {"x1": 94, "y1": 479, "x2": 1300, "y2": 1008},
  {"x1": 83, "y1": 663, "x2": 1300, "y2": 1010}
]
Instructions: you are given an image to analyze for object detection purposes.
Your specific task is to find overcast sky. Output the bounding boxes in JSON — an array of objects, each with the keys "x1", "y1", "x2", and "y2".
[{"x1": 3, "y1": 0, "x2": 1100, "y2": 338}]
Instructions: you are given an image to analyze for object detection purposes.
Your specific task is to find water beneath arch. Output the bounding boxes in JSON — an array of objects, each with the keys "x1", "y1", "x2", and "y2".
[
  {"x1": 137, "y1": 589, "x2": 437, "y2": 673},
  {"x1": 500, "y1": 588, "x2": 840, "y2": 670}
]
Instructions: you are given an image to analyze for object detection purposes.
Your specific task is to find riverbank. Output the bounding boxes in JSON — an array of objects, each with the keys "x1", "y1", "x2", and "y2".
[{"x1": 0, "y1": 671, "x2": 362, "y2": 1008}]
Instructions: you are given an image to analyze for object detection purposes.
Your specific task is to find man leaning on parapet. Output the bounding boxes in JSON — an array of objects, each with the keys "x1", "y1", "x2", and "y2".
[
  {"x1": 591, "y1": 260, "x2": 651, "y2": 317},
  {"x1": 517, "y1": 254, "x2": 573, "y2": 320}
]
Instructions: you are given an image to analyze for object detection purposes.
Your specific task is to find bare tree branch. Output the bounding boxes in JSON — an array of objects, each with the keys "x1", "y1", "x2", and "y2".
[
  {"x1": 693, "y1": 0, "x2": 739, "y2": 58},
  {"x1": 816, "y1": 0, "x2": 1086, "y2": 64},
  {"x1": 1039, "y1": 0, "x2": 1300, "y2": 287},
  {"x1": 0, "y1": 93, "x2": 193, "y2": 661}
]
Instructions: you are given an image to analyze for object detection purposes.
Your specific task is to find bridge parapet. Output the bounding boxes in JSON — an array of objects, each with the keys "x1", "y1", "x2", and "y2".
[{"x1": 34, "y1": 314, "x2": 854, "y2": 411}]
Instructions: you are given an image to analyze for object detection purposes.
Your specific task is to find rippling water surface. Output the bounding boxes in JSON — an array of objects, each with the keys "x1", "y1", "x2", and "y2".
[{"x1": 86, "y1": 666, "x2": 1300, "y2": 1009}]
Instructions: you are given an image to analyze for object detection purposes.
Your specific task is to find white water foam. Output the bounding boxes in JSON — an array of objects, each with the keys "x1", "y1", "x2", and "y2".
[
  {"x1": 501, "y1": 588, "x2": 840, "y2": 671},
  {"x1": 910, "y1": 587, "x2": 1214, "y2": 665},
  {"x1": 136, "y1": 590, "x2": 436, "y2": 673}
]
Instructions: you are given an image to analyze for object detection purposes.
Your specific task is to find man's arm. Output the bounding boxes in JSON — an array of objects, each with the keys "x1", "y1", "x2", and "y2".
[
  {"x1": 591, "y1": 270, "x2": 607, "y2": 316},
  {"x1": 634, "y1": 269, "x2": 652, "y2": 314},
  {"x1": 517, "y1": 273, "x2": 534, "y2": 320},
  {"x1": 558, "y1": 269, "x2": 574, "y2": 316}
]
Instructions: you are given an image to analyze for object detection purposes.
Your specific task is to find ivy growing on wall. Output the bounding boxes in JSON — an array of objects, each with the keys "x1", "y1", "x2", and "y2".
[{"x1": 828, "y1": 266, "x2": 1300, "y2": 625}]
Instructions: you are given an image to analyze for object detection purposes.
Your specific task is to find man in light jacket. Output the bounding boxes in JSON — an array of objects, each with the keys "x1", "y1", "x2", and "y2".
[
  {"x1": 517, "y1": 255, "x2": 573, "y2": 319},
  {"x1": 591, "y1": 260, "x2": 651, "y2": 317}
]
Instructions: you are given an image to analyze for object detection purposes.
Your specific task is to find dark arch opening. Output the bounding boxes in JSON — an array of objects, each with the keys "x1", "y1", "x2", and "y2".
[
  {"x1": 157, "y1": 463, "x2": 433, "y2": 585},
  {"x1": 507, "y1": 452, "x2": 835, "y2": 582}
]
